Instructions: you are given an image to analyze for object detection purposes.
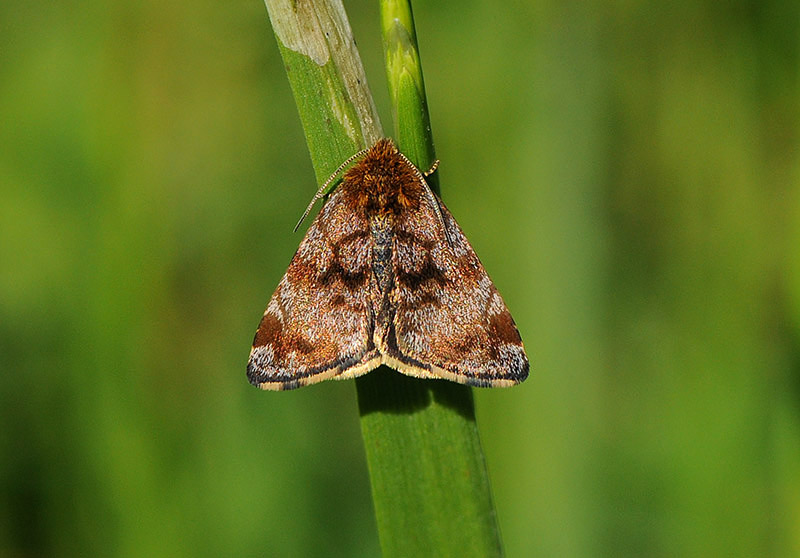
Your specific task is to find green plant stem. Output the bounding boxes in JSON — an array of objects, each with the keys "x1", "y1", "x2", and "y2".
[
  {"x1": 263, "y1": 0, "x2": 382, "y2": 179},
  {"x1": 263, "y1": 0, "x2": 502, "y2": 555},
  {"x1": 379, "y1": 0, "x2": 436, "y2": 179},
  {"x1": 354, "y1": 4, "x2": 503, "y2": 557}
]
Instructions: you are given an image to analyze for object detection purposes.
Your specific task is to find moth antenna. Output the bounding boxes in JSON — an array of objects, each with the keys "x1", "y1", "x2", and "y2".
[
  {"x1": 397, "y1": 151, "x2": 452, "y2": 246},
  {"x1": 294, "y1": 145, "x2": 373, "y2": 232},
  {"x1": 427, "y1": 187, "x2": 452, "y2": 247}
]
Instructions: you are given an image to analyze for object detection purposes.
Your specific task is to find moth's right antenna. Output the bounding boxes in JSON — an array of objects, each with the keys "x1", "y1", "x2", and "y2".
[
  {"x1": 294, "y1": 146, "x2": 372, "y2": 232},
  {"x1": 397, "y1": 151, "x2": 450, "y2": 246}
]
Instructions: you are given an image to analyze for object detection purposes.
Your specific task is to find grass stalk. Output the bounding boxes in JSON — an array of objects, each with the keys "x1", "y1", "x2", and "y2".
[{"x1": 355, "y1": 1, "x2": 504, "y2": 557}]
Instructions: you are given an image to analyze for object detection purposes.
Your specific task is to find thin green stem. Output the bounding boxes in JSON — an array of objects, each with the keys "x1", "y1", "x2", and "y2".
[
  {"x1": 356, "y1": 2, "x2": 504, "y2": 557},
  {"x1": 379, "y1": 0, "x2": 436, "y2": 179}
]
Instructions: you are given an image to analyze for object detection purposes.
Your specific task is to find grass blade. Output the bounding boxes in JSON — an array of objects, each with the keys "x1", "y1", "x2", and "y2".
[{"x1": 356, "y1": 1, "x2": 504, "y2": 556}]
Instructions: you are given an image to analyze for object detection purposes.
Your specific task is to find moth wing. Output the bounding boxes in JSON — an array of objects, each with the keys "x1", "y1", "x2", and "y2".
[
  {"x1": 247, "y1": 184, "x2": 380, "y2": 390},
  {"x1": 388, "y1": 193, "x2": 529, "y2": 387}
]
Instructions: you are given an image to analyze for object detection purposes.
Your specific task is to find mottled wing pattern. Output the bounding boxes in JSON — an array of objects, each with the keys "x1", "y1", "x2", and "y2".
[
  {"x1": 388, "y1": 191, "x2": 529, "y2": 387},
  {"x1": 247, "y1": 183, "x2": 380, "y2": 390}
]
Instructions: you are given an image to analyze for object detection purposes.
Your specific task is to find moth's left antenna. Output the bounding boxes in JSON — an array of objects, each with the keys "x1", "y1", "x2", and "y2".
[{"x1": 294, "y1": 146, "x2": 373, "y2": 232}]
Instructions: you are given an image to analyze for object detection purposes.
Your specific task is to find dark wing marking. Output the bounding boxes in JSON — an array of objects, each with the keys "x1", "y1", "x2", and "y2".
[
  {"x1": 388, "y1": 193, "x2": 529, "y2": 387},
  {"x1": 247, "y1": 184, "x2": 381, "y2": 390}
]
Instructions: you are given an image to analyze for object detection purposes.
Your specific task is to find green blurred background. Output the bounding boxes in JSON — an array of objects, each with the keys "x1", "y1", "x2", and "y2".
[{"x1": 2, "y1": 0, "x2": 799, "y2": 556}]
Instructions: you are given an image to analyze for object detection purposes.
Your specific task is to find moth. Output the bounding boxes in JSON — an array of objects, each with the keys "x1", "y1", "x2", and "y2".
[{"x1": 247, "y1": 138, "x2": 528, "y2": 390}]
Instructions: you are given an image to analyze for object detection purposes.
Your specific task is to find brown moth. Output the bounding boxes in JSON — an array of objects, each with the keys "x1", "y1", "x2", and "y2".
[{"x1": 247, "y1": 138, "x2": 528, "y2": 390}]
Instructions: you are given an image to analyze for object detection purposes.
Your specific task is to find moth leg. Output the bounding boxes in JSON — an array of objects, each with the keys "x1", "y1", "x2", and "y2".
[{"x1": 423, "y1": 159, "x2": 440, "y2": 177}]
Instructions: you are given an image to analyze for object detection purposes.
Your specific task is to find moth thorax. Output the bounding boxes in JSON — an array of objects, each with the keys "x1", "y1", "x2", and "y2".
[{"x1": 358, "y1": 180, "x2": 396, "y2": 214}]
